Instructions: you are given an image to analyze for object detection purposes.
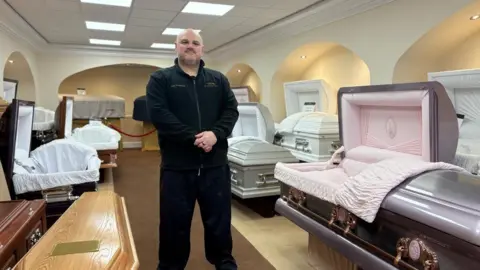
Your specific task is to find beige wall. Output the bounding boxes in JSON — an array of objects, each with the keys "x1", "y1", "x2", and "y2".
[
  {"x1": 59, "y1": 65, "x2": 158, "y2": 144},
  {"x1": 3, "y1": 51, "x2": 36, "y2": 101},
  {"x1": 441, "y1": 30, "x2": 480, "y2": 71}
]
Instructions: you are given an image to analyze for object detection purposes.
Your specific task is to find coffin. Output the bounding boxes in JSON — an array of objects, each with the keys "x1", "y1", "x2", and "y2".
[
  {"x1": 3, "y1": 78, "x2": 18, "y2": 104},
  {"x1": 232, "y1": 86, "x2": 258, "y2": 103},
  {"x1": 228, "y1": 103, "x2": 298, "y2": 199},
  {"x1": 274, "y1": 82, "x2": 475, "y2": 269},
  {"x1": 31, "y1": 106, "x2": 57, "y2": 151},
  {"x1": 0, "y1": 99, "x2": 100, "y2": 228},
  {"x1": 275, "y1": 80, "x2": 339, "y2": 162},
  {"x1": 12, "y1": 191, "x2": 139, "y2": 270},
  {"x1": 57, "y1": 93, "x2": 125, "y2": 119},
  {"x1": 57, "y1": 96, "x2": 121, "y2": 168},
  {"x1": 429, "y1": 69, "x2": 480, "y2": 174}
]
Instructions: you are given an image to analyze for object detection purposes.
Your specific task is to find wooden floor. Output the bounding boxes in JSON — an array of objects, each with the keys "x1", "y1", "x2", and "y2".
[{"x1": 99, "y1": 159, "x2": 314, "y2": 270}]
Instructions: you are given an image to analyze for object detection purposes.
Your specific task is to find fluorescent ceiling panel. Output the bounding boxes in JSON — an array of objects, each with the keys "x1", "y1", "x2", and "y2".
[
  {"x1": 80, "y1": 0, "x2": 132, "y2": 7},
  {"x1": 89, "y1": 39, "x2": 121, "y2": 46},
  {"x1": 151, "y1": 43, "x2": 176, "y2": 49},
  {"x1": 162, "y1": 28, "x2": 201, "y2": 36},
  {"x1": 181, "y1": 1, "x2": 234, "y2": 16},
  {"x1": 86, "y1": 21, "x2": 125, "y2": 32}
]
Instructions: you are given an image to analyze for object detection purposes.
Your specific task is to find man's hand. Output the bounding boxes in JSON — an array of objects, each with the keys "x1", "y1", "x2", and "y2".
[{"x1": 194, "y1": 131, "x2": 217, "y2": 152}]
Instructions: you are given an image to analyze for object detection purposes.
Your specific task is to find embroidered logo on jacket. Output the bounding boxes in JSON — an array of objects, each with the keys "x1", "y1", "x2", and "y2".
[
  {"x1": 204, "y1": 82, "x2": 218, "y2": 88},
  {"x1": 171, "y1": 84, "x2": 186, "y2": 88}
]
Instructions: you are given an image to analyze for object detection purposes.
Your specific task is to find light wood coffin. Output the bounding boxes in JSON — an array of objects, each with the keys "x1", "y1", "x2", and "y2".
[{"x1": 12, "y1": 191, "x2": 139, "y2": 269}]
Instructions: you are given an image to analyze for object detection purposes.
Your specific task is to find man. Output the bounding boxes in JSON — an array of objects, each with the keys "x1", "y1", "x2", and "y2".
[{"x1": 146, "y1": 28, "x2": 239, "y2": 270}]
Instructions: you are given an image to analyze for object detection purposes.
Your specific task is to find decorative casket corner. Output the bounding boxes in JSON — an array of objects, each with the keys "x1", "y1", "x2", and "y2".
[{"x1": 394, "y1": 237, "x2": 439, "y2": 269}]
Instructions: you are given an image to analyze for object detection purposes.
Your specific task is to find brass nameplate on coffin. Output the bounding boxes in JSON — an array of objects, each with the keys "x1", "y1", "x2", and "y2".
[{"x1": 50, "y1": 240, "x2": 100, "y2": 256}]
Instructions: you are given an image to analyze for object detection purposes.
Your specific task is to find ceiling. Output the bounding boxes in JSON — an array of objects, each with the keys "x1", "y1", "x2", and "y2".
[{"x1": 4, "y1": 0, "x2": 323, "y2": 52}]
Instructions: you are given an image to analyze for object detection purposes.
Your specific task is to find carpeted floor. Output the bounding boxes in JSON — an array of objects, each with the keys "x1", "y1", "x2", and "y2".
[{"x1": 113, "y1": 149, "x2": 276, "y2": 270}]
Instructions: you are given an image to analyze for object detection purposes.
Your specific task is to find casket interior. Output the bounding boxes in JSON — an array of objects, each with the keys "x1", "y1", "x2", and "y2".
[
  {"x1": 230, "y1": 102, "x2": 275, "y2": 143},
  {"x1": 429, "y1": 69, "x2": 480, "y2": 173},
  {"x1": 283, "y1": 79, "x2": 336, "y2": 116},
  {"x1": 278, "y1": 82, "x2": 469, "y2": 269}
]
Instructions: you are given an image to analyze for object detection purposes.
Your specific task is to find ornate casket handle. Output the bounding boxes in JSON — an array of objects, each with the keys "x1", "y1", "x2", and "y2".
[
  {"x1": 328, "y1": 206, "x2": 357, "y2": 235},
  {"x1": 230, "y1": 169, "x2": 238, "y2": 185},
  {"x1": 256, "y1": 173, "x2": 278, "y2": 186},
  {"x1": 394, "y1": 237, "x2": 439, "y2": 269},
  {"x1": 287, "y1": 187, "x2": 306, "y2": 206}
]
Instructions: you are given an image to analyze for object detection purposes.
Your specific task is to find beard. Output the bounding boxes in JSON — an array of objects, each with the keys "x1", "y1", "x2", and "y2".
[{"x1": 179, "y1": 52, "x2": 200, "y2": 66}]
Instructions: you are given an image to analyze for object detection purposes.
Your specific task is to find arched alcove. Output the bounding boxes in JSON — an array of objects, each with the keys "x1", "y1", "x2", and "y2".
[
  {"x1": 3, "y1": 51, "x2": 36, "y2": 102},
  {"x1": 58, "y1": 63, "x2": 160, "y2": 148},
  {"x1": 393, "y1": 1, "x2": 480, "y2": 83},
  {"x1": 269, "y1": 42, "x2": 370, "y2": 122},
  {"x1": 225, "y1": 63, "x2": 262, "y2": 102}
]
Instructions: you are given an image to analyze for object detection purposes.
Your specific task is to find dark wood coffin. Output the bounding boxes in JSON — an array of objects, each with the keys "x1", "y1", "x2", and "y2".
[
  {"x1": 0, "y1": 199, "x2": 47, "y2": 269},
  {"x1": 0, "y1": 99, "x2": 97, "y2": 228}
]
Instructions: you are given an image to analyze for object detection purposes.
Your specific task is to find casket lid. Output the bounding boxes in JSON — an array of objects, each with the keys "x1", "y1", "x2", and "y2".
[
  {"x1": 55, "y1": 95, "x2": 74, "y2": 138},
  {"x1": 383, "y1": 169, "x2": 480, "y2": 247},
  {"x1": 231, "y1": 102, "x2": 275, "y2": 143},
  {"x1": 277, "y1": 111, "x2": 339, "y2": 135},
  {"x1": 0, "y1": 99, "x2": 35, "y2": 199},
  {"x1": 338, "y1": 82, "x2": 458, "y2": 163},
  {"x1": 232, "y1": 86, "x2": 257, "y2": 103},
  {"x1": 284, "y1": 79, "x2": 336, "y2": 116},
  {"x1": 228, "y1": 137, "x2": 298, "y2": 166}
]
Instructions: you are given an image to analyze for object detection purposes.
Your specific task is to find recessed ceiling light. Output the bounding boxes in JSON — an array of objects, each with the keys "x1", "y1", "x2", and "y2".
[
  {"x1": 470, "y1": 14, "x2": 480, "y2": 20},
  {"x1": 86, "y1": 21, "x2": 125, "y2": 32},
  {"x1": 151, "y1": 43, "x2": 176, "y2": 49},
  {"x1": 181, "y1": 1, "x2": 234, "y2": 16},
  {"x1": 8, "y1": 60, "x2": 13, "y2": 63},
  {"x1": 80, "y1": 0, "x2": 132, "y2": 7},
  {"x1": 162, "y1": 27, "x2": 201, "y2": 36},
  {"x1": 300, "y1": 55, "x2": 306, "y2": 59},
  {"x1": 89, "y1": 39, "x2": 121, "y2": 46},
  {"x1": 237, "y1": 69, "x2": 241, "y2": 73}
]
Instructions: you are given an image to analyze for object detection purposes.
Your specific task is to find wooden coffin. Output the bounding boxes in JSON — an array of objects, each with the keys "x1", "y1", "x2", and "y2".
[
  {"x1": 0, "y1": 199, "x2": 47, "y2": 269},
  {"x1": 12, "y1": 191, "x2": 139, "y2": 269}
]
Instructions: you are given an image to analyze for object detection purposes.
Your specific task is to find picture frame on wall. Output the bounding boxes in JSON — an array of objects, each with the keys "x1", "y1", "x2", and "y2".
[{"x1": 2, "y1": 78, "x2": 18, "y2": 103}]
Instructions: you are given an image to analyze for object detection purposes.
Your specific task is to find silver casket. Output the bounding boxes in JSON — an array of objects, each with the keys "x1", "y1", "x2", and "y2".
[
  {"x1": 429, "y1": 68, "x2": 480, "y2": 175},
  {"x1": 0, "y1": 99, "x2": 101, "y2": 227},
  {"x1": 275, "y1": 79, "x2": 339, "y2": 162},
  {"x1": 228, "y1": 102, "x2": 298, "y2": 200},
  {"x1": 274, "y1": 82, "x2": 480, "y2": 269}
]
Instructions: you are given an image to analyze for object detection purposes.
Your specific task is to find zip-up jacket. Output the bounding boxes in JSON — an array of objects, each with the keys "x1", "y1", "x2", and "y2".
[{"x1": 146, "y1": 58, "x2": 239, "y2": 171}]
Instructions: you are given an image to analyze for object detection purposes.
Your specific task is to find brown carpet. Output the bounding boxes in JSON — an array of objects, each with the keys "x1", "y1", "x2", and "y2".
[{"x1": 113, "y1": 149, "x2": 276, "y2": 270}]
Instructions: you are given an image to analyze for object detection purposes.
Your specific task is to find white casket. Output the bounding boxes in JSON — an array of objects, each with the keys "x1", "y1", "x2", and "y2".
[
  {"x1": 228, "y1": 102, "x2": 298, "y2": 199},
  {"x1": 58, "y1": 96, "x2": 121, "y2": 168},
  {"x1": 232, "y1": 86, "x2": 258, "y2": 103},
  {"x1": 275, "y1": 79, "x2": 340, "y2": 162},
  {"x1": 31, "y1": 106, "x2": 57, "y2": 150},
  {"x1": 429, "y1": 68, "x2": 480, "y2": 174},
  {"x1": 0, "y1": 99, "x2": 101, "y2": 199}
]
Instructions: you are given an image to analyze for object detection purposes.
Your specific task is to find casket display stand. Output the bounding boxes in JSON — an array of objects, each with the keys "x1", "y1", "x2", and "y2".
[
  {"x1": 274, "y1": 82, "x2": 479, "y2": 270},
  {"x1": 228, "y1": 103, "x2": 298, "y2": 217},
  {"x1": 429, "y1": 68, "x2": 480, "y2": 174},
  {"x1": 1, "y1": 99, "x2": 99, "y2": 228}
]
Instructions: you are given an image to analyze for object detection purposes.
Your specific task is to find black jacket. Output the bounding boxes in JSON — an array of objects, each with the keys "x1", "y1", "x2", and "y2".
[{"x1": 146, "y1": 58, "x2": 239, "y2": 171}]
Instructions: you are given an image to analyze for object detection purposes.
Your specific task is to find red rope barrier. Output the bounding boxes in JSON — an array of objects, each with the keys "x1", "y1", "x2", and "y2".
[{"x1": 107, "y1": 123, "x2": 157, "y2": 138}]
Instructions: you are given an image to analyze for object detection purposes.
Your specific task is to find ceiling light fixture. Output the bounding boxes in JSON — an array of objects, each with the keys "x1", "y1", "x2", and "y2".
[
  {"x1": 80, "y1": 0, "x2": 132, "y2": 7},
  {"x1": 89, "y1": 39, "x2": 121, "y2": 46},
  {"x1": 162, "y1": 27, "x2": 201, "y2": 36},
  {"x1": 181, "y1": 1, "x2": 234, "y2": 16},
  {"x1": 470, "y1": 14, "x2": 480, "y2": 20},
  {"x1": 8, "y1": 60, "x2": 13, "y2": 63},
  {"x1": 300, "y1": 55, "x2": 306, "y2": 59},
  {"x1": 151, "y1": 43, "x2": 176, "y2": 49},
  {"x1": 86, "y1": 21, "x2": 125, "y2": 32},
  {"x1": 237, "y1": 69, "x2": 241, "y2": 73}
]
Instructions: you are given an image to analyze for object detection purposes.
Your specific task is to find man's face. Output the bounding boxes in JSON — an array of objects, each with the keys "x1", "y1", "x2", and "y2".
[{"x1": 175, "y1": 31, "x2": 204, "y2": 65}]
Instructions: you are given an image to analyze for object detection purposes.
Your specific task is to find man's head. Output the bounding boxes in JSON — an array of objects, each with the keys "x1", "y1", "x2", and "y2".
[{"x1": 175, "y1": 28, "x2": 204, "y2": 66}]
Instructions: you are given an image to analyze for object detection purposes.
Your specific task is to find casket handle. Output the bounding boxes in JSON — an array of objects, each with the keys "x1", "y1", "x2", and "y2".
[
  {"x1": 256, "y1": 173, "x2": 278, "y2": 186},
  {"x1": 230, "y1": 169, "x2": 238, "y2": 185}
]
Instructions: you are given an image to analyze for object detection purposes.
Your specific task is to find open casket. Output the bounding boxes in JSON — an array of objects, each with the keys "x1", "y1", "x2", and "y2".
[
  {"x1": 228, "y1": 103, "x2": 298, "y2": 200},
  {"x1": 273, "y1": 82, "x2": 480, "y2": 269},
  {"x1": 133, "y1": 95, "x2": 159, "y2": 151},
  {"x1": 31, "y1": 106, "x2": 57, "y2": 151},
  {"x1": 429, "y1": 68, "x2": 480, "y2": 174},
  {"x1": 275, "y1": 79, "x2": 340, "y2": 162},
  {"x1": 57, "y1": 96, "x2": 121, "y2": 168},
  {"x1": 0, "y1": 99, "x2": 101, "y2": 228}
]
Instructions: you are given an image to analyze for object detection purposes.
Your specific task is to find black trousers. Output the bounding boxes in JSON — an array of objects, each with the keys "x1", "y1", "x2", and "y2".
[{"x1": 157, "y1": 164, "x2": 237, "y2": 270}]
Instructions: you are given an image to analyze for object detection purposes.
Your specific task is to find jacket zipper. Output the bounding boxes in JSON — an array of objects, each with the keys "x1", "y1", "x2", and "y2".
[{"x1": 192, "y1": 79, "x2": 203, "y2": 175}]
